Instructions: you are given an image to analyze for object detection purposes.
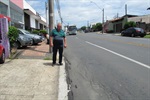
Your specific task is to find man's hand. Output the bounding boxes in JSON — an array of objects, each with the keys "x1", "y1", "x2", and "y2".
[
  {"x1": 64, "y1": 44, "x2": 67, "y2": 48},
  {"x1": 50, "y1": 43, "x2": 53, "y2": 47}
]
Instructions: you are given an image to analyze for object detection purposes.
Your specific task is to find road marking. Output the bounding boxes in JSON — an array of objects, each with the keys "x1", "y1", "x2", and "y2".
[
  {"x1": 86, "y1": 41, "x2": 150, "y2": 69},
  {"x1": 98, "y1": 37, "x2": 150, "y2": 48},
  {"x1": 76, "y1": 37, "x2": 79, "y2": 39}
]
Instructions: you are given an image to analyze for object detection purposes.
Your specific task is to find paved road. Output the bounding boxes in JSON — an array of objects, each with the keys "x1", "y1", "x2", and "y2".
[{"x1": 64, "y1": 32, "x2": 150, "y2": 100}]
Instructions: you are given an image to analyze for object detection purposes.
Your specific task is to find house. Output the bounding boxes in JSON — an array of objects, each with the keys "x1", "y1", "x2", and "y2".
[
  {"x1": 104, "y1": 15, "x2": 137, "y2": 33},
  {"x1": 128, "y1": 14, "x2": 150, "y2": 32}
]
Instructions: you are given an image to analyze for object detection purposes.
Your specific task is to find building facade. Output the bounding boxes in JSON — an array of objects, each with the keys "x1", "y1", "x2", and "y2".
[
  {"x1": 23, "y1": 0, "x2": 46, "y2": 31},
  {"x1": 104, "y1": 15, "x2": 138, "y2": 33},
  {"x1": 10, "y1": 0, "x2": 24, "y2": 29},
  {"x1": 128, "y1": 15, "x2": 150, "y2": 32},
  {"x1": 0, "y1": 0, "x2": 11, "y2": 25},
  {"x1": 0, "y1": 0, "x2": 46, "y2": 30}
]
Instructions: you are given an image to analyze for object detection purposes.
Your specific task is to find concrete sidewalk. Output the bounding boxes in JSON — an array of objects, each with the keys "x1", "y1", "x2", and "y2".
[{"x1": 0, "y1": 41, "x2": 68, "y2": 100}]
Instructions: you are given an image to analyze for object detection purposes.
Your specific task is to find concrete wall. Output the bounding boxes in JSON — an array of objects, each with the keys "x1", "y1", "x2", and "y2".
[{"x1": 107, "y1": 22, "x2": 113, "y2": 31}]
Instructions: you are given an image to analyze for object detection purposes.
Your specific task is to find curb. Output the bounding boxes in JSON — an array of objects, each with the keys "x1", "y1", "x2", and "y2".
[
  {"x1": 11, "y1": 50, "x2": 23, "y2": 59},
  {"x1": 58, "y1": 57, "x2": 69, "y2": 100}
]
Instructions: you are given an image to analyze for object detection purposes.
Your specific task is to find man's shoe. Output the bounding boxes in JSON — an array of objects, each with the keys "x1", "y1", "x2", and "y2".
[
  {"x1": 59, "y1": 63, "x2": 63, "y2": 65},
  {"x1": 52, "y1": 62, "x2": 56, "y2": 66}
]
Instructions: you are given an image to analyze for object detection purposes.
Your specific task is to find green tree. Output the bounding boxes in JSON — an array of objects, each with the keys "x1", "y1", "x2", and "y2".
[
  {"x1": 8, "y1": 26, "x2": 19, "y2": 47},
  {"x1": 92, "y1": 23, "x2": 102, "y2": 31},
  {"x1": 92, "y1": 25, "x2": 96, "y2": 31},
  {"x1": 95, "y1": 23, "x2": 102, "y2": 31},
  {"x1": 81, "y1": 26, "x2": 86, "y2": 31},
  {"x1": 124, "y1": 21, "x2": 136, "y2": 29}
]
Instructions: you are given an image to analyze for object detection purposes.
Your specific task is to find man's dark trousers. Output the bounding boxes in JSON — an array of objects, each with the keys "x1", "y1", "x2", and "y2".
[{"x1": 53, "y1": 45, "x2": 63, "y2": 64}]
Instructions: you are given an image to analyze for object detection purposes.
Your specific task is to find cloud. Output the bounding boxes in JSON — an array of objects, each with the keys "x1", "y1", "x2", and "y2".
[{"x1": 26, "y1": 0, "x2": 150, "y2": 28}]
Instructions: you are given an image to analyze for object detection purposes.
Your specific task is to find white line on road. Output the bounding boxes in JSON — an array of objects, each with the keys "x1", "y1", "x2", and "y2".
[
  {"x1": 86, "y1": 41, "x2": 150, "y2": 69},
  {"x1": 76, "y1": 37, "x2": 79, "y2": 39}
]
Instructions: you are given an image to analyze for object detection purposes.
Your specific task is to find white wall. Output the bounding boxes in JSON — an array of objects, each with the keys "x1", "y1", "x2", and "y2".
[
  {"x1": 30, "y1": 17, "x2": 35, "y2": 28},
  {"x1": 23, "y1": 0, "x2": 36, "y2": 15}
]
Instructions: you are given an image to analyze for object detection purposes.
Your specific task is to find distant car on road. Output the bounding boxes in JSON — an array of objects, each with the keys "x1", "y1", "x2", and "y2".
[
  {"x1": 121, "y1": 27, "x2": 146, "y2": 37},
  {"x1": 18, "y1": 29, "x2": 42, "y2": 45}
]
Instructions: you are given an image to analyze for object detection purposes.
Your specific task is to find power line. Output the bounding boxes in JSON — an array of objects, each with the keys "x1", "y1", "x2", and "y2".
[{"x1": 55, "y1": 0, "x2": 63, "y2": 24}]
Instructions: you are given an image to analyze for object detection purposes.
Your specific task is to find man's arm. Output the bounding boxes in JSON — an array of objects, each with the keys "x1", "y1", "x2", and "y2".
[
  {"x1": 50, "y1": 36, "x2": 53, "y2": 47},
  {"x1": 64, "y1": 37, "x2": 67, "y2": 48}
]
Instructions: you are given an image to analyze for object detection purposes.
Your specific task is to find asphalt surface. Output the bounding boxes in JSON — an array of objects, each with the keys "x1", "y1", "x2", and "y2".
[{"x1": 64, "y1": 32, "x2": 150, "y2": 100}]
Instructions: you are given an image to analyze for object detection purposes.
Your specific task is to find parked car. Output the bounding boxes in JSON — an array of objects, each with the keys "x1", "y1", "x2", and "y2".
[
  {"x1": 18, "y1": 29, "x2": 42, "y2": 45},
  {"x1": 14, "y1": 34, "x2": 33, "y2": 48},
  {"x1": 0, "y1": 17, "x2": 10, "y2": 64},
  {"x1": 121, "y1": 27, "x2": 146, "y2": 37},
  {"x1": 0, "y1": 44, "x2": 5, "y2": 64}
]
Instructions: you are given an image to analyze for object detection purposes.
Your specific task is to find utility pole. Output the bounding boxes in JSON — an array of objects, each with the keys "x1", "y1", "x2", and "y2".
[
  {"x1": 48, "y1": 0, "x2": 54, "y2": 53},
  {"x1": 125, "y1": 4, "x2": 127, "y2": 15},
  {"x1": 45, "y1": 2, "x2": 48, "y2": 33},
  {"x1": 102, "y1": 8, "x2": 104, "y2": 34}
]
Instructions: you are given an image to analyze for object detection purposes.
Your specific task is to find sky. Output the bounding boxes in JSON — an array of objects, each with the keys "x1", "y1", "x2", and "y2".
[{"x1": 26, "y1": 0, "x2": 150, "y2": 28}]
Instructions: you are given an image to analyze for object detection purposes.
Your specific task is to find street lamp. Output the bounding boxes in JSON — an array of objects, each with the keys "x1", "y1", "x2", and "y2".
[
  {"x1": 147, "y1": 7, "x2": 150, "y2": 33},
  {"x1": 90, "y1": 1, "x2": 104, "y2": 34}
]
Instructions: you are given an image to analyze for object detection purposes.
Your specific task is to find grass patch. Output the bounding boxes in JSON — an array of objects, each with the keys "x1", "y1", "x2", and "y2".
[
  {"x1": 44, "y1": 56, "x2": 52, "y2": 60},
  {"x1": 144, "y1": 34, "x2": 150, "y2": 38}
]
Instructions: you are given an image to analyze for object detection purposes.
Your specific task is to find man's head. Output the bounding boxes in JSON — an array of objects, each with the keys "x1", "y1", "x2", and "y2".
[{"x1": 57, "y1": 23, "x2": 62, "y2": 31}]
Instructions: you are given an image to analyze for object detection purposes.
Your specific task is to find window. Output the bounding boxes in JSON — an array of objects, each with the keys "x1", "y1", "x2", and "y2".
[{"x1": 0, "y1": 2, "x2": 8, "y2": 16}]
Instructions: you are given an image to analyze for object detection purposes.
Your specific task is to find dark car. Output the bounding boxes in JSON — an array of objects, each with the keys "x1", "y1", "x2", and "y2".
[
  {"x1": 121, "y1": 27, "x2": 146, "y2": 37},
  {"x1": 18, "y1": 29, "x2": 42, "y2": 45}
]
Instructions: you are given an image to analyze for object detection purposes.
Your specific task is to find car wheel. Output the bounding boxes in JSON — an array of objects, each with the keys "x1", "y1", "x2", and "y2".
[
  {"x1": 14, "y1": 42, "x2": 21, "y2": 49},
  {"x1": 22, "y1": 46, "x2": 27, "y2": 48},
  {"x1": 32, "y1": 39, "x2": 36, "y2": 45},
  {"x1": 0, "y1": 51, "x2": 5, "y2": 64},
  {"x1": 140, "y1": 35, "x2": 144, "y2": 38},
  {"x1": 121, "y1": 33, "x2": 124, "y2": 36},
  {"x1": 131, "y1": 33, "x2": 135, "y2": 37}
]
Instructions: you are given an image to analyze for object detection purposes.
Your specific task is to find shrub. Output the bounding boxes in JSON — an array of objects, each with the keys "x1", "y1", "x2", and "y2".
[
  {"x1": 8, "y1": 26, "x2": 19, "y2": 47},
  {"x1": 124, "y1": 21, "x2": 136, "y2": 29},
  {"x1": 40, "y1": 30, "x2": 47, "y2": 34},
  {"x1": 32, "y1": 30, "x2": 39, "y2": 34}
]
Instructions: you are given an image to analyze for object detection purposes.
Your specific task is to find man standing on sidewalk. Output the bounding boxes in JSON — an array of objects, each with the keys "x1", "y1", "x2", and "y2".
[{"x1": 50, "y1": 23, "x2": 67, "y2": 65}]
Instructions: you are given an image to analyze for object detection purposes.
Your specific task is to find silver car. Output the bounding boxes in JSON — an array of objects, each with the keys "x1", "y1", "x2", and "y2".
[
  {"x1": 18, "y1": 29, "x2": 42, "y2": 45},
  {"x1": 14, "y1": 34, "x2": 32, "y2": 48}
]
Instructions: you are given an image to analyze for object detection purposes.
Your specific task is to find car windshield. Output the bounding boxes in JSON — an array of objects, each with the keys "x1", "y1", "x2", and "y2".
[
  {"x1": 20, "y1": 29, "x2": 31, "y2": 34},
  {"x1": 68, "y1": 26, "x2": 77, "y2": 31}
]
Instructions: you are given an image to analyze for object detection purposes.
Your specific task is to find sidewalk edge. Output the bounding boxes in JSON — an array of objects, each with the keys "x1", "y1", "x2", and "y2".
[{"x1": 58, "y1": 58, "x2": 69, "y2": 100}]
